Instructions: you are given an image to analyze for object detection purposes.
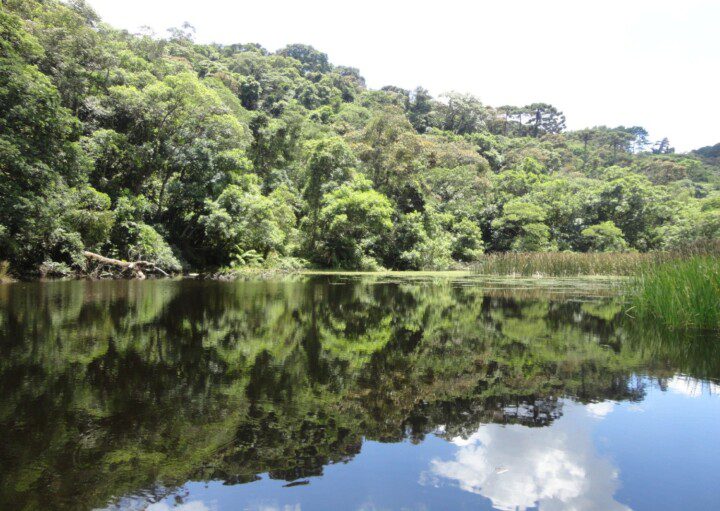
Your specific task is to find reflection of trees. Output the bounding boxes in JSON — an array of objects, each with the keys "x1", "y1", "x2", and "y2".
[{"x1": 0, "y1": 277, "x2": 717, "y2": 509}]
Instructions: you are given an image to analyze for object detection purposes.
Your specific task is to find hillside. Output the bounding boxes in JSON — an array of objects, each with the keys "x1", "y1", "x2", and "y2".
[{"x1": 1, "y1": 0, "x2": 719, "y2": 274}]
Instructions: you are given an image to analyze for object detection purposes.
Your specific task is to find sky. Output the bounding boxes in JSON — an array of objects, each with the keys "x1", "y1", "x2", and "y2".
[{"x1": 86, "y1": 0, "x2": 720, "y2": 152}]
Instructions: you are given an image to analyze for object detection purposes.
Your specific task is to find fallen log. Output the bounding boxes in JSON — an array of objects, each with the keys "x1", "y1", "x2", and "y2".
[{"x1": 83, "y1": 251, "x2": 168, "y2": 279}]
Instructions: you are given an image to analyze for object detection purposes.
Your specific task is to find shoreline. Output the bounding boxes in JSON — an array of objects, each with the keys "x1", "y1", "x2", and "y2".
[{"x1": 0, "y1": 269, "x2": 627, "y2": 283}]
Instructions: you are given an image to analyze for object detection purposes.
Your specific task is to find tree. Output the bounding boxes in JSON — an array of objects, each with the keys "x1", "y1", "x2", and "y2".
[
  {"x1": 633, "y1": 157, "x2": 692, "y2": 185},
  {"x1": 407, "y1": 87, "x2": 433, "y2": 133},
  {"x1": 21, "y1": 0, "x2": 110, "y2": 115},
  {"x1": 525, "y1": 103, "x2": 566, "y2": 137},
  {"x1": 351, "y1": 111, "x2": 425, "y2": 206},
  {"x1": 581, "y1": 221, "x2": 628, "y2": 252},
  {"x1": 0, "y1": 7, "x2": 87, "y2": 270},
  {"x1": 422, "y1": 165, "x2": 487, "y2": 219},
  {"x1": 303, "y1": 137, "x2": 357, "y2": 212},
  {"x1": 662, "y1": 198, "x2": 720, "y2": 249},
  {"x1": 451, "y1": 218, "x2": 484, "y2": 261},
  {"x1": 62, "y1": 186, "x2": 115, "y2": 249},
  {"x1": 1, "y1": 0, "x2": 718, "y2": 274},
  {"x1": 247, "y1": 107, "x2": 304, "y2": 189},
  {"x1": 301, "y1": 137, "x2": 357, "y2": 251},
  {"x1": 491, "y1": 200, "x2": 554, "y2": 252},
  {"x1": 622, "y1": 126, "x2": 650, "y2": 153},
  {"x1": 99, "y1": 72, "x2": 248, "y2": 218},
  {"x1": 652, "y1": 137, "x2": 675, "y2": 155},
  {"x1": 315, "y1": 176, "x2": 393, "y2": 269},
  {"x1": 434, "y1": 92, "x2": 490, "y2": 135},
  {"x1": 594, "y1": 168, "x2": 670, "y2": 250},
  {"x1": 109, "y1": 195, "x2": 181, "y2": 271},
  {"x1": 199, "y1": 175, "x2": 296, "y2": 266},
  {"x1": 277, "y1": 44, "x2": 331, "y2": 74}
]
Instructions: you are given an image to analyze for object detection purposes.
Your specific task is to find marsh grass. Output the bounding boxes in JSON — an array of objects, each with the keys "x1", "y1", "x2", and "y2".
[
  {"x1": 471, "y1": 241, "x2": 720, "y2": 277},
  {"x1": 629, "y1": 255, "x2": 720, "y2": 330},
  {"x1": 472, "y1": 251, "x2": 658, "y2": 277}
]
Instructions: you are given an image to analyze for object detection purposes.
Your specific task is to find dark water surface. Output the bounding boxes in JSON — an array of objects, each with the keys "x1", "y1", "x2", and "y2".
[{"x1": 1, "y1": 275, "x2": 719, "y2": 510}]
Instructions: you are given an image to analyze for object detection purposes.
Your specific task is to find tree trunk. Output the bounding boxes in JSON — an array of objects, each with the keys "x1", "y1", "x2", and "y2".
[{"x1": 83, "y1": 251, "x2": 169, "y2": 279}]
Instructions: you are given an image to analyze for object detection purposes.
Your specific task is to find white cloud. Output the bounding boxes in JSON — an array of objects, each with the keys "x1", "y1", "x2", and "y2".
[{"x1": 424, "y1": 401, "x2": 630, "y2": 511}]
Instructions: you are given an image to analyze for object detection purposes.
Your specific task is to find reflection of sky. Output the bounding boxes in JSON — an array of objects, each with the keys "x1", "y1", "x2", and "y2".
[
  {"x1": 103, "y1": 376, "x2": 720, "y2": 511},
  {"x1": 666, "y1": 375, "x2": 720, "y2": 398},
  {"x1": 147, "y1": 503, "x2": 214, "y2": 511},
  {"x1": 425, "y1": 401, "x2": 629, "y2": 511}
]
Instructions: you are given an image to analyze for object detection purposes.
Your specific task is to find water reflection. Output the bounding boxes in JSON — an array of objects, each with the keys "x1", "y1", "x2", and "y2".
[
  {"x1": 426, "y1": 400, "x2": 629, "y2": 511},
  {"x1": 0, "y1": 276, "x2": 718, "y2": 510}
]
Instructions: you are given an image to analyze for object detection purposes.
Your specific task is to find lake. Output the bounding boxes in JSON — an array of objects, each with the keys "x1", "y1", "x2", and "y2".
[{"x1": 1, "y1": 275, "x2": 719, "y2": 510}]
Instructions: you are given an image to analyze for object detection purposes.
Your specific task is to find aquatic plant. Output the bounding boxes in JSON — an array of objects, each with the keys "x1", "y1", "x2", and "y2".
[
  {"x1": 472, "y1": 251, "x2": 650, "y2": 276},
  {"x1": 628, "y1": 255, "x2": 720, "y2": 330},
  {"x1": 472, "y1": 241, "x2": 720, "y2": 277}
]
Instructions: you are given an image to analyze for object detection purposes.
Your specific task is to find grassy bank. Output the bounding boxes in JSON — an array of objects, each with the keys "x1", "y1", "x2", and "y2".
[{"x1": 628, "y1": 256, "x2": 720, "y2": 330}]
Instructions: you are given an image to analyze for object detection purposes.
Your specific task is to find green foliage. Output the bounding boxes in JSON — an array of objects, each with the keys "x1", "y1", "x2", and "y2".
[
  {"x1": 662, "y1": 197, "x2": 720, "y2": 249},
  {"x1": 492, "y1": 200, "x2": 554, "y2": 252},
  {"x1": 581, "y1": 221, "x2": 628, "y2": 252},
  {"x1": 62, "y1": 186, "x2": 115, "y2": 249},
  {"x1": 315, "y1": 176, "x2": 393, "y2": 268},
  {"x1": 124, "y1": 223, "x2": 181, "y2": 271},
  {"x1": 451, "y1": 217, "x2": 485, "y2": 261},
  {"x1": 402, "y1": 234, "x2": 454, "y2": 270},
  {"x1": 277, "y1": 44, "x2": 331, "y2": 74},
  {"x1": 199, "y1": 175, "x2": 296, "y2": 266},
  {"x1": 1, "y1": 0, "x2": 719, "y2": 275}
]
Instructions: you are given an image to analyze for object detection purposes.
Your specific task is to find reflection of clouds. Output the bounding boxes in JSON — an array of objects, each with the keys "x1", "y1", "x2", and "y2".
[
  {"x1": 425, "y1": 401, "x2": 630, "y2": 511},
  {"x1": 100, "y1": 494, "x2": 217, "y2": 511},
  {"x1": 667, "y1": 375, "x2": 720, "y2": 398},
  {"x1": 586, "y1": 401, "x2": 615, "y2": 419},
  {"x1": 147, "y1": 502, "x2": 212, "y2": 511},
  {"x1": 243, "y1": 505, "x2": 301, "y2": 511}
]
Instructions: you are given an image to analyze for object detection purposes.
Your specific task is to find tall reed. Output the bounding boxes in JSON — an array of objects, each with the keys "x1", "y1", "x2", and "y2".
[
  {"x1": 628, "y1": 255, "x2": 720, "y2": 330},
  {"x1": 473, "y1": 252, "x2": 656, "y2": 277},
  {"x1": 471, "y1": 240, "x2": 720, "y2": 277}
]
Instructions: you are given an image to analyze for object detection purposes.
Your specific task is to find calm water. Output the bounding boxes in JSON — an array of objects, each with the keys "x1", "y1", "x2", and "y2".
[{"x1": 1, "y1": 275, "x2": 719, "y2": 511}]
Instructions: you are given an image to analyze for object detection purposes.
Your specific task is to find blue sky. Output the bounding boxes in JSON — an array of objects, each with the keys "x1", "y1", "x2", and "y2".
[{"x1": 87, "y1": 0, "x2": 720, "y2": 152}]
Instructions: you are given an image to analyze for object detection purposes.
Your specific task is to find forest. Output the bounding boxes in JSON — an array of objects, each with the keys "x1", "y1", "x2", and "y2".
[{"x1": 2, "y1": 0, "x2": 720, "y2": 276}]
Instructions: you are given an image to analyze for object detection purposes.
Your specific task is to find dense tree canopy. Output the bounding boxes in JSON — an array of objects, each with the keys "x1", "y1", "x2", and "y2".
[{"x1": 1, "y1": 0, "x2": 719, "y2": 273}]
